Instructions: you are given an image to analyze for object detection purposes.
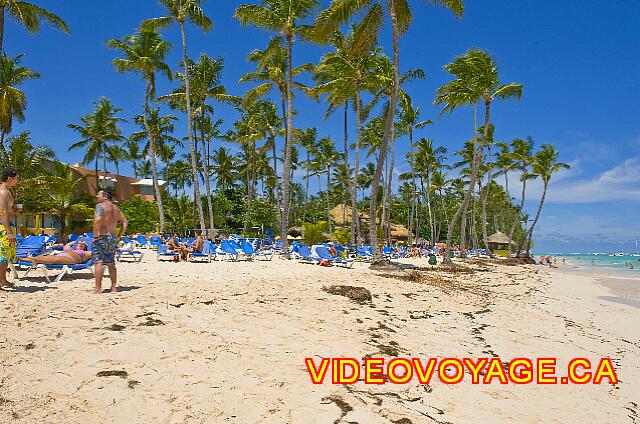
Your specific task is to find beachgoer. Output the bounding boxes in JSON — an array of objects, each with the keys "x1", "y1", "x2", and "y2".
[
  {"x1": 93, "y1": 188, "x2": 128, "y2": 293},
  {"x1": 20, "y1": 240, "x2": 91, "y2": 267},
  {"x1": 181, "y1": 232, "x2": 204, "y2": 260},
  {"x1": 0, "y1": 167, "x2": 19, "y2": 291}
]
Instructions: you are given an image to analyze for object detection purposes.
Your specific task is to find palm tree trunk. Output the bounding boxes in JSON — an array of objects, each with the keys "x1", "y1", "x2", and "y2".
[
  {"x1": 480, "y1": 101, "x2": 493, "y2": 253},
  {"x1": 385, "y1": 130, "x2": 396, "y2": 245},
  {"x1": 179, "y1": 22, "x2": 205, "y2": 233},
  {"x1": 459, "y1": 208, "x2": 467, "y2": 254},
  {"x1": 525, "y1": 181, "x2": 547, "y2": 256},
  {"x1": 280, "y1": 34, "x2": 295, "y2": 253},
  {"x1": 343, "y1": 101, "x2": 355, "y2": 245},
  {"x1": 444, "y1": 103, "x2": 481, "y2": 264},
  {"x1": 408, "y1": 128, "x2": 415, "y2": 245},
  {"x1": 94, "y1": 155, "x2": 99, "y2": 194},
  {"x1": 278, "y1": 92, "x2": 287, "y2": 228},
  {"x1": 271, "y1": 134, "x2": 280, "y2": 230},
  {"x1": 326, "y1": 165, "x2": 331, "y2": 232},
  {"x1": 510, "y1": 167, "x2": 527, "y2": 255},
  {"x1": 143, "y1": 83, "x2": 165, "y2": 233},
  {"x1": 504, "y1": 171, "x2": 512, "y2": 253},
  {"x1": 199, "y1": 105, "x2": 214, "y2": 234},
  {"x1": 303, "y1": 153, "x2": 309, "y2": 222},
  {"x1": 369, "y1": 0, "x2": 400, "y2": 261},
  {"x1": 425, "y1": 171, "x2": 434, "y2": 245},
  {"x1": 0, "y1": 131, "x2": 7, "y2": 157},
  {"x1": 354, "y1": 91, "x2": 363, "y2": 243},
  {"x1": 244, "y1": 147, "x2": 253, "y2": 234}
]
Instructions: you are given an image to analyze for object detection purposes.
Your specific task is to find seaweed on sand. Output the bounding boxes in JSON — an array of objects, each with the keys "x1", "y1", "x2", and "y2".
[{"x1": 322, "y1": 285, "x2": 372, "y2": 303}]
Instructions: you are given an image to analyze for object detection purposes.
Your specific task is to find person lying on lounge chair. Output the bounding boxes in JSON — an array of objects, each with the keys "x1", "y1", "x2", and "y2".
[
  {"x1": 180, "y1": 232, "x2": 204, "y2": 261},
  {"x1": 19, "y1": 240, "x2": 92, "y2": 267}
]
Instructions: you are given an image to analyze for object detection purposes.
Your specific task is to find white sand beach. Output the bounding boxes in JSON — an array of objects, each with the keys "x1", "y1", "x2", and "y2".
[{"x1": 1, "y1": 257, "x2": 638, "y2": 423}]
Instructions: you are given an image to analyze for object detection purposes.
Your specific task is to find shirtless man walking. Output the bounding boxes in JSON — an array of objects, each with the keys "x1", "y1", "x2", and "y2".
[
  {"x1": 93, "y1": 188, "x2": 127, "y2": 293},
  {"x1": 0, "y1": 167, "x2": 18, "y2": 291}
]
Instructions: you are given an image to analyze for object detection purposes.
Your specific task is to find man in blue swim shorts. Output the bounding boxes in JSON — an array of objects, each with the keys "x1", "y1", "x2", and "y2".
[{"x1": 93, "y1": 188, "x2": 128, "y2": 294}]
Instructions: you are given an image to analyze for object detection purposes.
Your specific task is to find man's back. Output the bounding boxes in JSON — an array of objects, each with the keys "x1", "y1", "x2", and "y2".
[{"x1": 95, "y1": 200, "x2": 122, "y2": 236}]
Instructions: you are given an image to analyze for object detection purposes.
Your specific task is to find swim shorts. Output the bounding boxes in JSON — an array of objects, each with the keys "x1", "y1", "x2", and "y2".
[
  {"x1": 0, "y1": 222, "x2": 16, "y2": 264},
  {"x1": 93, "y1": 235, "x2": 118, "y2": 264}
]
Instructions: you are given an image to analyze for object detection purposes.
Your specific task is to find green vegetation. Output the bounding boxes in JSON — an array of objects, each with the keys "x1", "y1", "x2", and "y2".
[{"x1": 3, "y1": 0, "x2": 568, "y2": 259}]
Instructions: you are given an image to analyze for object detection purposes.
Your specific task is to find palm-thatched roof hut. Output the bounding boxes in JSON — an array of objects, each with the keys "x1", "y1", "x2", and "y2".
[
  {"x1": 487, "y1": 231, "x2": 516, "y2": 256},
  {"x1": 329, "y1": 204, "x2": 368, "y2": 226}
]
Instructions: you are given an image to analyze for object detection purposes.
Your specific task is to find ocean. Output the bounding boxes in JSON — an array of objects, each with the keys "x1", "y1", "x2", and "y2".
[{"x1": 542, "y1": 253, "x2": 640, "y2": 275}]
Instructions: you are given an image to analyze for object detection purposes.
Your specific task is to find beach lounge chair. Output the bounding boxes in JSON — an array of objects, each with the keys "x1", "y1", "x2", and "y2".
[
  {"x1": 14, "y1": 235, "x2": 47, "y2": 278},
  {"x1": 240, "y1": 240, "x2": 273, "y2": 261},
  {"x1": 188, "y1": 240, "x2": 212, "y2": 262},
  {"x1": 149, "y1": 236, "x2": 162, "y2": 249},
  {"x1": 356, "y1": 246, "x2": 373, "y2": 261},
  {"x1": 156, "y1": 245, "x2": 179, "y2": 261},
  {"x1": 19, "y1": 236, "x2": 95, "y2": 283},
  {"x1": 316, "y1": 246, "x2": 354, "y2": 268},
  {"x1": 116, "y1": 246, "x2": 143, "y2": 262},
  {"x1": 135, "y1": 235, "x2": 149, "y2": 249},
  {"x1": 216, "y1": 240, "x2": 239, "y2": 261},
  {"x1": 296, "y1": 244, "x2": 318, "y2": 263}
]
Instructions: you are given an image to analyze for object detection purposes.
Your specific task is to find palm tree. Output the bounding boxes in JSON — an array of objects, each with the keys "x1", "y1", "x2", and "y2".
[
  {"x1": 317, "y1": 0, "x2": 463, "y2": 261},
  {"x1": 315, "y1": 136, "x2": 340, "y2": 232},
  {"x1": 493, "y1": 141, "x2": 515, "y2": 238},
  {"x1": 296, "y1": 127, "x2": 317, "y2": 222},
  {"x1": 165, "y1": 159, "x2": 192, "y2": 196},
  {"x1": 397, "y1": 95, "x2": 431, "y2": 244},
  {"x1": 0, "y1": 0, "x2": 69, "y2": 51},
  {"x1": 509, "y1": 137, "x2": 533, "y2": 252},
  {"x1": 312, "y1": 27, "x2": 384, "y2": 244},
  {"x1": 211, "y1": 146, "x2": 238, "y2": 192},
  {"x1": 160, "y1": 53, "x2": 238, "y2": 231},
  {"x1": 68, "y1": 98, "x2": 124, "y2": 193},
  {"x1": 0, "y1": 131, "x2": 52, "y2": 206},
  {"x1": 130, "y1": 108, "x2": 180, "y2": 174},
  {"x1": 525, "y1": 145, "x2": 569, "y2": 256},
  {"x1": 143, "y1": 0, "x2": 213, "y2": 234},
  {"x1": 414, "y1": 138, "x2": 446, "y2": 245},
  {"x1": 107, "y1": 30, "x2": 172, "y2": 232},
  {"x1": 235, "y1": 0, "x2": 321, "y2": 253},
  {"x1": 123, "y1": 139, "x2": 144, "y2": 177},
  {"x1": 0, "y1": 53, "x2": 39, "y2": 154},
  {"x1": 435, "y1": 49, "x2": 521, "y2": 262},
  {"x1": 43, "y1": 162, "x2": 93, "y2": 236}
]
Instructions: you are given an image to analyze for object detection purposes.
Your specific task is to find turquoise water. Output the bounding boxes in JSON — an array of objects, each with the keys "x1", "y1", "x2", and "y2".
[{"x1": 543, "y1": 253, "x2": 640, "y2": 274}]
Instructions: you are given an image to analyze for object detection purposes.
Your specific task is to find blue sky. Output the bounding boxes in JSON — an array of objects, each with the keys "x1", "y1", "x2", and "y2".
[{"x1": 6, "y1": 0, "x2": 640, "y2": 253}]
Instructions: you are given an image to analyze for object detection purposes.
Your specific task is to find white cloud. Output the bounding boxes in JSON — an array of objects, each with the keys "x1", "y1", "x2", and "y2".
[{"x1": 521, "y1": 158, "x2": 640, "y2": 204}]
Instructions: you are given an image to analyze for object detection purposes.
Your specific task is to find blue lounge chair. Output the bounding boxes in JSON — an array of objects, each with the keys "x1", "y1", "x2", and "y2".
[
  {"x1": 356, "y1": 246, "x2": 373, "y2": 261},
  {"x1": 188, "y1": 240, "x2": 212, "y2": 262},
  {"x1": 316, "y1": 246, "x2": 354, "y2": 268},
  {"x1": 295, "y1": 244, "x2": 317, "y2": 263},
  {"x1": 19, "y1": 236, "x2": 94, "y2": 283},
  {"x1": 135, "y1": 235, "x2": 149, "y2": 249},
  {"x1": 216, "y1": 240, "x2": 239, "y2": 261},
  {"x1": 149, "y1": 236, "x2": 162, "y2": 249},
  {"x1": 156, "y1": 245, "x2": 178, "y2": 261},
  {"x1": 116, "y1": 247, "x2": 143, "y2": 263}
]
